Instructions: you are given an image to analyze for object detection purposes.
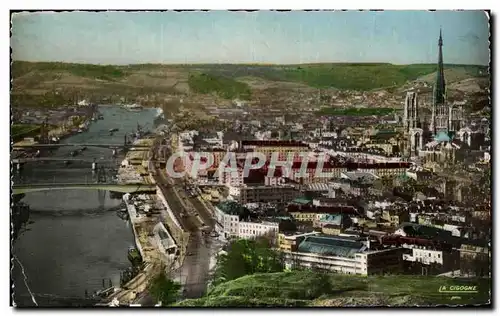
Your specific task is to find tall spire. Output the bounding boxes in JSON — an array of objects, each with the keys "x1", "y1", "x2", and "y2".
[{"x1": 434, "y1": 28, "x2": 446, "y2": 105}]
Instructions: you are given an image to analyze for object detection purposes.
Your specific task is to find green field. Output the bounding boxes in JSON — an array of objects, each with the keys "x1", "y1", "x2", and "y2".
[
  {"x1": 11, "y1": 124, "x2": 41, "y2": 138},
  {"x1": 191, "y1": 63, "x2": 488, "y2": 91},
  {"x1": 188, "y1": 73, "x2": 252, "y2": 100},
  {"x1": 175, "y1": 271, "x2": 491, "y2": 307},
  {"x1": 11, "y1": 92, "x2": 72, "y2": 108},
  {"x1": 317, "y1": 107, "x2": 396, "y2": 116}
]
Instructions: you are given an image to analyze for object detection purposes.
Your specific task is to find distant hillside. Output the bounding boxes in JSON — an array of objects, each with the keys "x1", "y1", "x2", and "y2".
[
  {"x1": 416, "y1": 65, "x2": 489, "y2": 84},
  {"x1": 188, "y1": 63, "x2": 488, "y2": 91},
  {"x1": 187, "y1": 72, "x2": 252, "y2": 100},
  {"x1": 175, "y1": 271, "x2": 491, "y2": 307},
  {"x1": 10, "y1": 61, "x2": 489, "y2": 105}
]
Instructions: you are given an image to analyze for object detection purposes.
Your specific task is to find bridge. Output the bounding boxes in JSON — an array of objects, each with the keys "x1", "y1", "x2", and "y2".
[
  {"x1": 12, "y1": 143, "x2": 151, "y2": 150},
  {"x1": 11, "y1": 157, "x2": 119, "y2": 164},
  {"x1": 11, "y1": 183, "x2": 157, "y2": 195}
]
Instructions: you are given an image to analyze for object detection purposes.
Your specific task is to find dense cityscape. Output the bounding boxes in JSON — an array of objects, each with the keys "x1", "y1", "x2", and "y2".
[{"x1": 10, "y1": 11, "x2": 491, "y2": 308}]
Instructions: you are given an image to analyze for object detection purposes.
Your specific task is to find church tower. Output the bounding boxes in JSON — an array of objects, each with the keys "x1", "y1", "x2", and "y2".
[
  {"x1": 430, "y1": 29, "x2": 449, "y2": 135},
  {"x1": 403, "y1": 91, "x2": 419, "y2": 133},
  {"x1": 403, "y1": 91, "x2": 423, "y2": 155}
]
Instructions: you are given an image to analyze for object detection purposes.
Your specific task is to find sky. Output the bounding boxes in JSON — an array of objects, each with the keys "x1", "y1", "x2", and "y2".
[{"x1": 11, "y1": 10, "x2": 490, "y2": 65}]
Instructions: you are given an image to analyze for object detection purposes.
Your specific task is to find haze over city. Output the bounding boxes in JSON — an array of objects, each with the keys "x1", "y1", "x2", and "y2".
[{"x1": 11, "y1": 10, "x2": 489, "y2": 65}]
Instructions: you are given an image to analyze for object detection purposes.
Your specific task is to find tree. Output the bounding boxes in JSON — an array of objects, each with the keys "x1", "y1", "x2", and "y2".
[
  {"x1": 148, "y1": 271, "x2": 182, "y2": 305},
  {"x1": 212, "y1": 238, "x2": 284, "y2": 286}
]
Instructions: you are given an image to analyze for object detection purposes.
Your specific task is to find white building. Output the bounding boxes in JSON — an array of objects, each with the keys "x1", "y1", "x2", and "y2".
[
  {"x1": 283, "y1": 236, "x2": 405, "y2": 276},
  {"x1": 238, "y1": 221, "x2": 279, "y2": 240},
  {"x1": 214, "y1": 201, "x2": 279, "y2": 240},
  {"x1": 402, "y1": 247, "x2": 444, "y2": 265}
]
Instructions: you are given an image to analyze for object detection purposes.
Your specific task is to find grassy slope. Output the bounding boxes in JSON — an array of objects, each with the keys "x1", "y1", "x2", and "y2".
[
  {"x1": 174, "y1": 271, "x2": 491, "y2": 307},
  {"x1": 11, "y1": 61, "x2": 488, "y2": 96},
  {"x1": 187, "y1": 72, "x2": 252, "y2": 100},
  {"x1": 11, "y1": 124, "x2": 42, "y2": 142},
  {"x1": 186, "y1": 63, "x2": 488, "y2": 91}
]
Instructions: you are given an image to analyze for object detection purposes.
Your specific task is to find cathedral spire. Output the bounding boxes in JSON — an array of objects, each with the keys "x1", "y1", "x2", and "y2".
[{"x1": 434, "y1": 28, "x2": 446, "y2": 105}]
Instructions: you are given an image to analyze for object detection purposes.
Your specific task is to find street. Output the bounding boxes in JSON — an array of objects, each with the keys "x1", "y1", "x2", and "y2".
[{"x1": 151, "y1": 137, "x2": 219, "y2": 299}]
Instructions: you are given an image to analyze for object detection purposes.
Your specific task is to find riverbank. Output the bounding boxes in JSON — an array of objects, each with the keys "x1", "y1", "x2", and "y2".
[
  {"x1": 101, "y1": 139, "x2": 185, "y2": 306},
  {"x1": 11, "y1": 105, "x2": 160, "y2": 307},
  {"x1": 12, "y1": 111, "x2": 97, "y2": 148}
]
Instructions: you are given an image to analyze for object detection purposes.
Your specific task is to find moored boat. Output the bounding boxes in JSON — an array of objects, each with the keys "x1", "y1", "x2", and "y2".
[{"x1": 124, "y1": 103, "x2": 143, "y2": 111}]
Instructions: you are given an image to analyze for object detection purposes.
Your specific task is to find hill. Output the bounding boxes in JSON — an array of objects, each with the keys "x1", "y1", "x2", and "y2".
[
  {"x1": 187, "y1": 72, "x2": 252, "y2": 100},
  {"x1": 174, "y1": 271, "x2": 491, "y2": 307},
  {"x1": 10, "y1": 61, "x2": 489, "y2": 106},
  {"x1": 185, "y1": 63, "x2": 488, "y2": 91}
]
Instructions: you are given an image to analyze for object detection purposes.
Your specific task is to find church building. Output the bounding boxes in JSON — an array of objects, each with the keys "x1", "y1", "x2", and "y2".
[{"x1": 401, "y1": 29, "x2": 482, "y2": 164}]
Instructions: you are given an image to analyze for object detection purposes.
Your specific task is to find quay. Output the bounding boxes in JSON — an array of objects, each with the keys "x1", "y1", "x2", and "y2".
[{"x1": 101, "y1": 138, "x2": 186, "y2": 306}]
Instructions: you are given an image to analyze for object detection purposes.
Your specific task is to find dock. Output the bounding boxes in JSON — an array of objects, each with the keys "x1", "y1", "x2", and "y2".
[{"x1": 101, "y1": 138, "x2": 181, "y2": 306}]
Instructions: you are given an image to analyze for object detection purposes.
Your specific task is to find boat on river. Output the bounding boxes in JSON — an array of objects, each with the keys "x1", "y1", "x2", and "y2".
[{"x1": 124, "y1": 103, "x2": 143, "y2": 111}]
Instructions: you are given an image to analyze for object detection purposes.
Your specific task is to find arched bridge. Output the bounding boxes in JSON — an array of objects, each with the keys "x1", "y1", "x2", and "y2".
[
  {"x1": 11, "y1": 183, "x2": 157, "y2": 195},
  {"x1": 12, "y1": 143, "x2": 151, "y2": 150}
]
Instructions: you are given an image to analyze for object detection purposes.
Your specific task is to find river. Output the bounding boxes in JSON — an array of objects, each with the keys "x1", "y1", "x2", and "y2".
[{"x1": 12, "y1": 105, "x2": 157, "y2": 307}]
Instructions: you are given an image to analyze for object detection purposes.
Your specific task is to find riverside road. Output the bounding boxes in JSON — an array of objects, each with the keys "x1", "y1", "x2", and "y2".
[{"x1": 152, "y1": 138, "x2": 220, "y2": 299}]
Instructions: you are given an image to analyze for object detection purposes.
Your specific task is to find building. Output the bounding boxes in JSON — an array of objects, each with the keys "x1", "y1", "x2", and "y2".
[
  {"x1": 240, "y1": 140, "x2": 310, "y2": 159},
  {"x1": 277, "y1": 231, "x2": 320, "y2": 252},
  {"x1": 238, "y1": 220, "x2": 279, "y2": 242},
  {"x1": 283, "y1": 235, "x2": 405, "y2": 275},
  {"x1": 288, "y1": 204, "x2": 360, "y2": 223},
  {"x1": 214, "y1": 201, "x2": 248, "y2": 238},
  {"x1": 403, "y1": 30, "x2": 465, "y2": 156},
  {"x1": 459, "y1": 243, "x2": 491, "y2": 277},
  {"x1": 214, "y1": 201, "x2": 279, "y2": 240},
  {"x1": 402, "y1": 245, "x2": 459, "y2": 275},
  {"x1": 229, "y1": 184, "x2": 299, "y2": 204},
  {"x1": 314, "y1": 213, "x2": 353, "y2": 230},
  {"x1": 321, "y1": 224, "x2": 346, "y2": 236},
  {"x1": 381, "y1": 208, "x2": 410, "y2": 227}
]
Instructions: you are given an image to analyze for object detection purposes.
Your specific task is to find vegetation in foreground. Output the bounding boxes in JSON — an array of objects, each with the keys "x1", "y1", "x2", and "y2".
[
  {"x1": 148, "y1": 271, "x2": 182, "y2": 305},
  {"x1": 211, "y1": 238, "x2": 284, "y2": 287},
  {"x1": 174, "y1": 271, "x2": 491, "y2": 307},
  {"x1": 188, "y1": 73, "x2": 252, "y2": 100},
  {"x1": 169, "y1": 237, "x2": 490, "y2": 307}
]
